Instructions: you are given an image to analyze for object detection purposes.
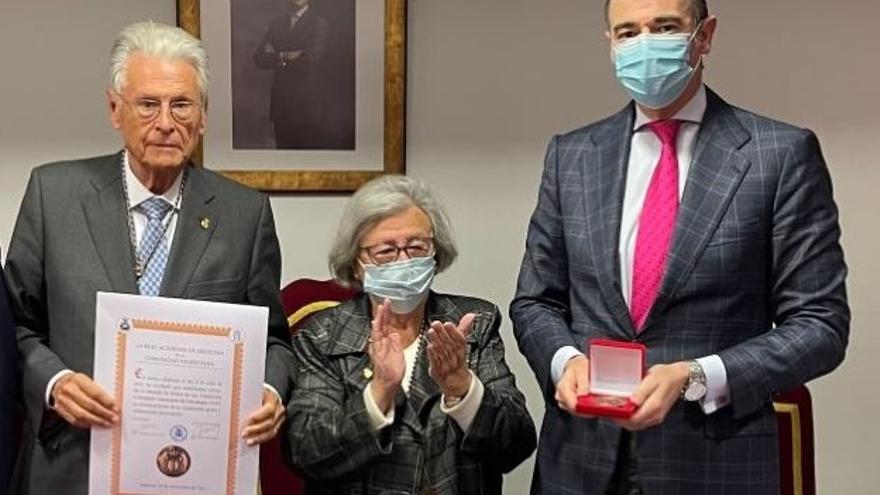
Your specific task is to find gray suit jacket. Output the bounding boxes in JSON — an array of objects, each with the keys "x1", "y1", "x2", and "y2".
[
  {"x1": 284, "y1": 292, "x2": 536, "y2": 494},
  {"x1": 5, "y1": 153, "x2": 293, "y2": 495},
  {"x1": 510, "y1": 88, "x2": 849, "y2": 494}
]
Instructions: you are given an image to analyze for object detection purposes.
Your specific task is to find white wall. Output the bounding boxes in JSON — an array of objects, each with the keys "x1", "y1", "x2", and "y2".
[{"x1": 2, "y1": 1, "x2": 879, "y2": 493}]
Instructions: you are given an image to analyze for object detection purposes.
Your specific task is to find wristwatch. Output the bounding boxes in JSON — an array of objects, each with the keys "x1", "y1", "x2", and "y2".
[{"x1": 682, "y1": 360, "x2": 707, "y2": 402}]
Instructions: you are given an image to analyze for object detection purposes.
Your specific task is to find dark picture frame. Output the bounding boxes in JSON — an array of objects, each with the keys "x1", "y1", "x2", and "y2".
[{"x1": 177, "y1": 0, "x2": 406, "y2": 192}]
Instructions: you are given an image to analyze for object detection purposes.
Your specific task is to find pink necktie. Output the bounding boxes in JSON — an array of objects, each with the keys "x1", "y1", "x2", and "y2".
[{"x1": 630, "y1": 119, "x2": 682, "y2": 331}]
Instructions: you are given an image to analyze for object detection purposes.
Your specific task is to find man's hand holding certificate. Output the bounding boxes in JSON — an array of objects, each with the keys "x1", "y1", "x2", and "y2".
[{"x1": 89, "y1": 293, "x2": 270, "y2": 495}]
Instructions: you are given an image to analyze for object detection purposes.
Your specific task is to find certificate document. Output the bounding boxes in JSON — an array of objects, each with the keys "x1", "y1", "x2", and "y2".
[{"x1": 89, "y1": 292, "x2": 268, "y2": 495}]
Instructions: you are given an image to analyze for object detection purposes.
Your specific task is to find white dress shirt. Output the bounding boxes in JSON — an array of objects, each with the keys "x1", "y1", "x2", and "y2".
[
  {"x1": 290, "y1": 4, "x2": 309, "y2": 28},
  {"x1": 551, "y1": 86, "x2": 730, "y2": 414},
  {"x1": 363, "y1": 333, "x2": 485, "y2": 432}
]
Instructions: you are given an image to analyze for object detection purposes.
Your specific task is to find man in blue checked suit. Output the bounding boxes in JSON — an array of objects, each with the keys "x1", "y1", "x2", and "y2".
[{"x1": 510, "y1": 0, "x2": 850, "y2": 494}]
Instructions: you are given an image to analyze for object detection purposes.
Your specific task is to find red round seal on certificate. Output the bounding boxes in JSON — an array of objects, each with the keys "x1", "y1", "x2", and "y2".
[{"x1": 156, "y1": 445, "x2": 191, "y2": 477}]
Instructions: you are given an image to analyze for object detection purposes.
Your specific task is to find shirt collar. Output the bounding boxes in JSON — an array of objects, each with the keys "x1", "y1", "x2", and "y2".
[
  {"x1": 633, "y1": 84, "x2": 707, "y2": 131},
  {"x1": 123, "y1": 150, "x2": 183, "y2": 211},
  {"x1": 293, "y1": 4, "x2": 309, "y2": 18}
]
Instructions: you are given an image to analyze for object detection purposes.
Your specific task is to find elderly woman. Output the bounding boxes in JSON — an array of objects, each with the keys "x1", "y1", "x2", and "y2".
[{"x1": 284, "y1": 175, "x2": 536, "y2": 494}]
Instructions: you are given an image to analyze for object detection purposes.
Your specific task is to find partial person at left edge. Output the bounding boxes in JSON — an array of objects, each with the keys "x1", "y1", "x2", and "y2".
[
  {"x1": 0, "y1": 254, "x2": 19, "y2": 493},
  {"x1": 4, "y1": 21, "x2": 293, "y2": 495}
]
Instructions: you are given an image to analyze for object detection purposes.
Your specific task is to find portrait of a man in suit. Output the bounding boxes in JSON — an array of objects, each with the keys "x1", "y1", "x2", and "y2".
[
  {"x1": 233, "y1": 0, "x2": 356, "y2": 150},
  {"x1": 4, "y1": 21, "x2": 292, "y2": 495},
  {"x1": 510, "y1": 0, "x2": 850, "y2": 493}
]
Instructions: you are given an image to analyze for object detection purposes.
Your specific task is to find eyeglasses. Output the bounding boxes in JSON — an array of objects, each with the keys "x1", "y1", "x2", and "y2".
[
  {"x1": 117, "y1": 94, "x2": 201, "y2": 124},
  {"x1": 360, "y1": 237, "x2": 434, "y2": 265}
]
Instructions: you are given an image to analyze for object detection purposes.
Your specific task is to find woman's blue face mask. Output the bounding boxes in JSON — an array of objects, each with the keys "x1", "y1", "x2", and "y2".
[
  {"x1": 361, "y1": 255, "x2": 436, "y2": 315},
  {"x1": 612, "y1": 22, "x2": 703, "y2": 109}
]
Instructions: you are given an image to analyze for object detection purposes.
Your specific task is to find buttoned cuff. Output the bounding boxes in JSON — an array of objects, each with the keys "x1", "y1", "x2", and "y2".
[
  {"x1": 45, "y1": 369, "x2": 74, "y2": 408},
  {"x1": 551, "y1": 346, "x2": 584, "y2": 385},
  {"x1": 696, "y1": 354, "x2": 731, "y2": 414},
  {"x1": 363, "y1": 383, "x2": 395, "y2": 431},
  {"x1": 440, "y1": 371, "x2": 484, "y2": 432},
  {"x1": 263, "y1": 383, "x2": 283, "y2": 405}
]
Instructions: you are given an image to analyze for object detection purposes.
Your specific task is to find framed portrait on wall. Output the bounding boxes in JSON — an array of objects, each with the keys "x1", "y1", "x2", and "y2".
[{"x1": 177, "y1": 0, "x2": 406, "y2": 192}]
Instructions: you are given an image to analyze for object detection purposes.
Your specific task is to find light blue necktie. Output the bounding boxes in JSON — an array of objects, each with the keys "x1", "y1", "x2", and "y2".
[{"x1": 137, "y1": 197, "x2": 172, "y2": 296}]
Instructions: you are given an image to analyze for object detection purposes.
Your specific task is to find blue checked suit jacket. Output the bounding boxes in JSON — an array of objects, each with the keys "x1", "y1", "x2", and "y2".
[{"x1": 510, "y1": 88, "x2": 849, "y2": 495}]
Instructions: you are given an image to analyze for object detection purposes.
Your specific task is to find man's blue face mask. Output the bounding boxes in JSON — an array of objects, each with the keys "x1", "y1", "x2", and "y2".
[{"x1": 612, "y1": 22, "x2": 703, "y2": 109}]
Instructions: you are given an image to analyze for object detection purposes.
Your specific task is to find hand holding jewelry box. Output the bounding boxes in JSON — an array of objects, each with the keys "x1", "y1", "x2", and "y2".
[{"x1": 575, "y1": 339, "x2": 646, "y2": 419}]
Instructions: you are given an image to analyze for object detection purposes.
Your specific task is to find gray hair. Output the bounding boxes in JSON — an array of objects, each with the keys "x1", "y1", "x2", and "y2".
[
  {"x1": 329, "y1": 175, "x2": 458, "y2": 288},
  {"x1": 108, "y1": 21, "x2": 209, "y2": 99},
  {"x1": 604, "y1": 0, "x2": 708, "y2": 27}
]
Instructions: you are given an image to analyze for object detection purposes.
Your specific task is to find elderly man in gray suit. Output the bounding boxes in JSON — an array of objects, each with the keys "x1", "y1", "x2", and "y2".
[
  {"x1": 5, "y1": 21, "x2": 292, "y2": 494},
  {"x1": 511, "y1": 0, "x2": 849, "y2": 494}
]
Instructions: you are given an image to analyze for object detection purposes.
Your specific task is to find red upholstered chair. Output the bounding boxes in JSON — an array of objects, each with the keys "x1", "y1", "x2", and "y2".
[
  {"x1": 259, "y1": 279, "x2": 358, "y2": 495},
  {"x1": 281, "y1": 279, "x2": 359, "y2": 335},
  {"x1": 773, "y1": 385, "x2": 816, "y2": 495}
]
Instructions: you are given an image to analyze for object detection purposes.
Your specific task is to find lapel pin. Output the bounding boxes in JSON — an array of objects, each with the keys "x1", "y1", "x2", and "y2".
[{"x1": 199, "y1": 217, "x2": 212, "y2": 230}]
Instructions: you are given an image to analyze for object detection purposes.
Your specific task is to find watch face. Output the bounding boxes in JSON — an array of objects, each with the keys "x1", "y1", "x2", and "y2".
[{"x1": 684, "y1": 382, "x2": 707, "y2": 401}]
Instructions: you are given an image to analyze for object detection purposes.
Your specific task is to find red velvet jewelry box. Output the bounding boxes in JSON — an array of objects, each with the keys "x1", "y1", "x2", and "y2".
[{"x1": 575, "y1": 339, "x2": 646, "y2": 419}]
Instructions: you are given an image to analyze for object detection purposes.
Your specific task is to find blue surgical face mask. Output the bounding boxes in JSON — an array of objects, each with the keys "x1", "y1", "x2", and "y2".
[
  {"x1": 612, "y1": 24, "x2": 702, "y2": 109},
  {"x1": 361, "y1": 255, "x2": 436, "y2": 315}
]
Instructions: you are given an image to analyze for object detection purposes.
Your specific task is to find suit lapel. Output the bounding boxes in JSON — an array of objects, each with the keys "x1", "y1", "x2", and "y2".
[
  {"x1": 641, "y1": 89, "x2": 752, "y2": 330},
  {"x1": 81, "y1": 153, "x2": 139, "y2": 294},
  {"x1": 582, "y1": 105, "x2": 638, "y2": 336},
  {"x1": 161, "y1": 166, "x2": 218, "y2": 298}
]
